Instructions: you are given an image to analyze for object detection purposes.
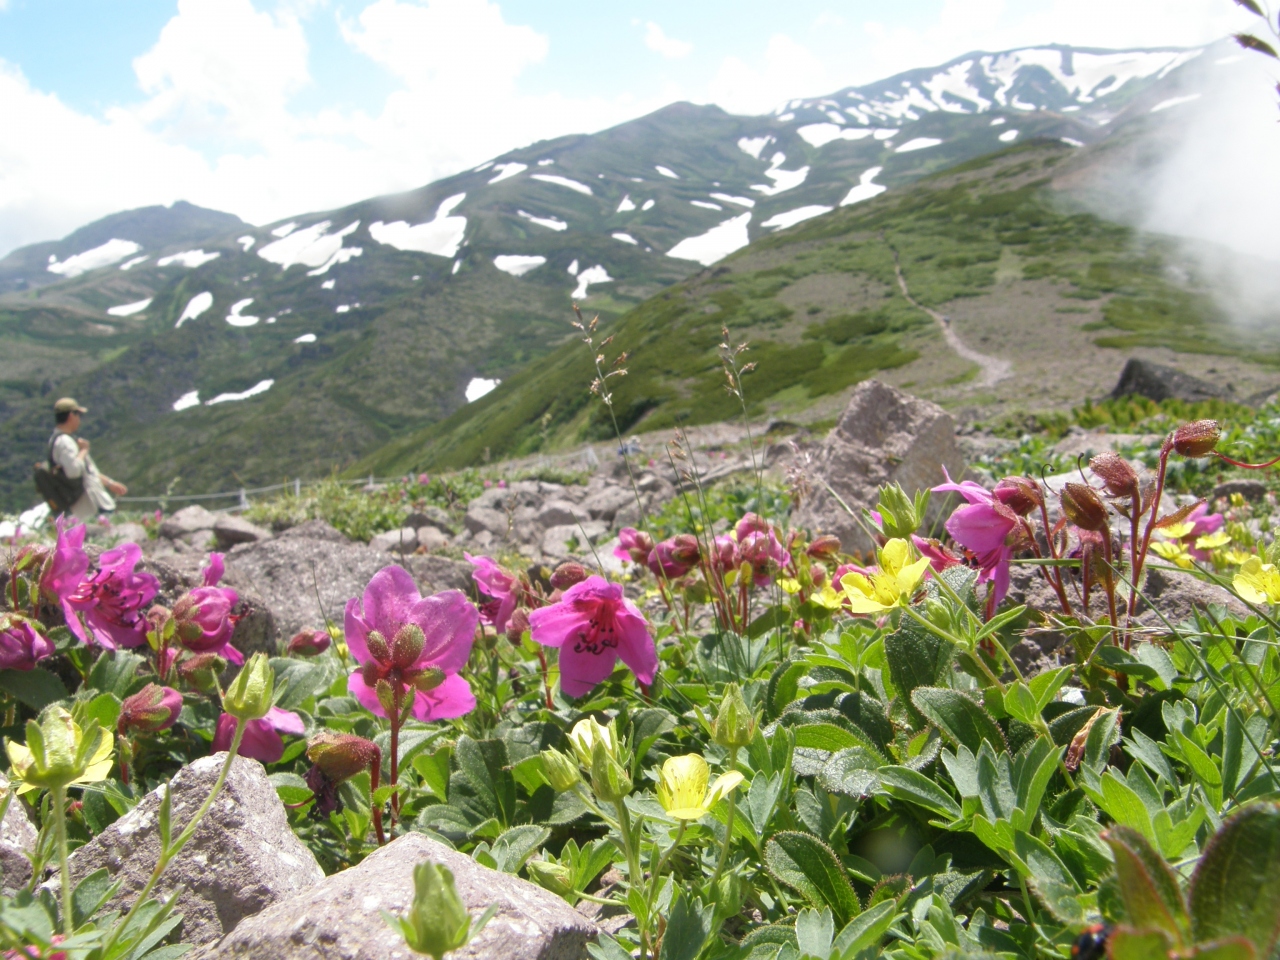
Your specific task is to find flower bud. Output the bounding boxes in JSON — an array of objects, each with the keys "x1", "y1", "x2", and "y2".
[
  {"x1": 411, "y1": 667, "x2": 446, "y2": 693},
  {"x1": 6, "y1": 707, "x2": 112, "y2": 793},
  {"x1": 0, "y1": 616, "x2": 54, "y2": 672},
  {"x1": 1089, "y1": 452, "x2": 1139, "y2": 498},
  {"x1": 525, "y1": 859, "x2": 574, "y2": 898},
  {"x1": 118, "y1": 684, "x2": 183, "y2": 736},
  {"x1": 993, "y1": 476, "x2": 1043, "y2": 516},
  {"x1": 504, "y1": 608, "x2": 530, "y2": 643},
  {"x1": 1060, "y1": 483, "x2": 1110, "y2": 533},
  {"x1": 540, "y1": 748, "x2": 581, "y2": 792},
  {"x1": 805, "y1": 535, "x2": 841, "y2": 561},
  {"x1": 366, "y1": 629, "x2": 390, "y2": 663},
  {"x1": 589, "y1": 740, "x2": 633, "y2": 803},
  {"x1": 568, "y1": 716, "x2": 618, "y2": 767},
  {"x1": 390, "y1": 861, "x2": 480, "y2": 959},
  {"x1": 176, "y1": 652, "x2": 227, "y2": 694},
  {"x1": 647, "y1": 534, "x2": 702, "y2": 579},
  {"x1": 616, "y1": 528, "x2": 654, "y2": 565},
  {"x1": 711, "y1": 682, "x2": 756, "y2": 751},
  {"x1": 389, "y1": 624, "x2": 425, "y2": 669},
  {"x1": 221, "y1": 652, "x2": 274, "y2": 722},
  {"x1": 287, "y1": 629, "x2": 331, "y2": 657},
  {"x1": 306, "y1": 731, "x2": 380, "y2": 783},
  {"x1": 549, "y1": 562, "x2": 588, "y2": 591},
  {"x1": 1172, "y1": 419, "x2": 1221, "y2": 458}
]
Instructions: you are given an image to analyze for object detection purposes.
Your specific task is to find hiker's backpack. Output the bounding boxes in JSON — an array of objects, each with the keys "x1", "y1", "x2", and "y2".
[{"x1": 33, "y1": 433, "x2": 84, "y2": 514}]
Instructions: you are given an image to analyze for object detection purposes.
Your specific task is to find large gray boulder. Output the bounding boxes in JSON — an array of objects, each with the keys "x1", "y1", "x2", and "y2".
[
  {"x1": 202, "y1": 832, "x2": 596, "y2": 960},
  {"x1": 160, "y1": 505, "x2": 220, "y2": 545},
  {"x1": 1109, "y1": 358, "x2": 1230, "y2": 403},
  {"x1": 792, "y1": 380, "x2": 965, "y2": 554},
  {"x1": 1, "y1": 776, "x2": 37, "y2": 895},
  {"x1": 65, "y1": 754, "x2": 323, "y2": 946},
  {"x1": 369, "y1": 527, "x2": 418, "y2": 555},
  {"x1": 223, "y1": 526, "x2": 471, "y2": 639},
  {"x1": 213, "y1": 515, "x2": 271, "y2": 551}
]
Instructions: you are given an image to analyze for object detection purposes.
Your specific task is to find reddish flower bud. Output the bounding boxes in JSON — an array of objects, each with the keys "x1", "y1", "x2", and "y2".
[
  {"x1": 118, "y1": 683, "x2": 183, "y2": 735},
  {"x1": 806, "y1": 535, "x2": 841, "y2": 560},
  {"x1": 1060, "y1": 483, "x2": 1110, "y2": 533},
  {"x1": 287, "y1": 629, "x2": 331, "y2": 657},
  {"x1": 1089, "y1": 452, "x2": 1139, "y2": 498},
  {"x1": 550, "y1": 562, "x2": 589, "y2": 590},
  {"x1": 1172, "y1": 419, "x2": 1221, "y2": 458},
  {"x1": 306, "y1": 731, "x2": 380, "y2": 784},
  {"x1": 993, "y1": 476, "x2": 1043, "y2": 516},
  {"x1": 734, "y1": 512, "x2": 770, "y2": 540},
  {"x1": 647, "y1": 534, "x2": 701, "y2": 578},
  {"x1": 505, "y1": 608, "x2": 530, "y2": 643},
  {"x1": 176, "y1": 652, "x2": 227, "y2": 694},
  {"x1": 389, "y1": 623, "x2": 425, "y2": 669}
]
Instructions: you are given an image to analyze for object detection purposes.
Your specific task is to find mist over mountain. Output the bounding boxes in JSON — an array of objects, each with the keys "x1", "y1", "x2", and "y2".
[{"x1": 0, "y1": 39, "x2": 1270, "y2": 511}]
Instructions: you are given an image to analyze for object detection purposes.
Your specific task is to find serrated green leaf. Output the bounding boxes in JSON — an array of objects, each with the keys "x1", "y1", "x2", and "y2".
[
  {"x1": 818, "y1": 747, "x2": 882, "y2": 798},
  {"x1": 885, "y1": 623, "x2": 954, "y2": 722},
  {"x1": 1104, "y1": 824, "x2": 1189, "y2": 946},
  {"x1": 877, "y1": 765, "x2": 961, "y2": 820},
  {"x1": 1108, "y1": 927, "x2": 1176, "y2": 960},
  {"x1": 0, "y1": 667, "x2": 66, "y2": 710},
  {"x1": 1189, "y1": 802, "x2": 1280, "y2": 957},
  {"x1": 765, "y1": 831, "x2": 861, "y2": 925},
  {"x1": 911, "y1": 687, "x2": 1005, "y2": 754},
  {"x1": 1003, "y1": 682, "x2": 1040, "y2": 726}
]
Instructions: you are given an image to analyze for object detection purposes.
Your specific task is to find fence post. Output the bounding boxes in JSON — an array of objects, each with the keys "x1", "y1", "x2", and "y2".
[
  {"x1": 239, "y1": 488, "x2": 248, "y2": 510},
  {"x1": 294, "y1": 478, "x2": 301, "y2": 498}
]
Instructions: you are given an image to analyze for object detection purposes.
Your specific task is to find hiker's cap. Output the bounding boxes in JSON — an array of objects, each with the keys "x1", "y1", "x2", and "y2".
[{"x1": 54, "y1": 398, "x2": 88, "y2": 414}]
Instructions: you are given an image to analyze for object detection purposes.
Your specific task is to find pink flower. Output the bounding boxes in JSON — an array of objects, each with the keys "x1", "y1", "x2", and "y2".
[
  {"x1": 647, "y1": 535, "x2": 700, "y2": 579},
  {"x1": 417, "y1": 473, "x2": 430, "y2": 486},
  {"x1": 1181, "y1": 503, "x2": 1225, "y2": 561},
  {"x1": 118, "y1": 683, "x2": 183, "y2": 735},
  {"x1": 0, "y1": 616, "x2": 54, "y2": 671},
  {"x1": 39, "y1": 517, "x2": 88, "y2": 627},
  {"x1": 173, "y1": 584, "x2": 242, "y2": 664},
  {"x1": 932, "y1": 468, "x2": 1019, "y2": 610},
  {"x1": 739, "y1": 527, "x2": 787, "y2": 586},
  {"x1": 613, "y1": 528, "x2": 654, "y2": 564},
  {"x1": 466, "y1": 553, "x2": 519, "y2": 633},
  {"x1": 734, "y1": 513, "x2": 770, "y2": 541},
  {"x1": 202, "y1": 552, "x2": 226, "y2": 587},
  {"x1": 911, "y1": 535, "x2": 962, "y2": 574},
  {"x1": 213, "y1": 707, "x2": 305, "y2": 764},
  {"x1": 344, "y1": 566, "x2": 479, "y2": 721},
  {"x1": 710, "y1": 534, "x2": 739, "y2": 574},
  {"x1": 497, "y1": 479, "x2": 507, "y2": 489},
  {"x1": 528, "y1": 575, "x2": 657, "y2": 697},
  {"x1": 67, "y1": 543, "x2": 159, "y2": 650},
  {"x1": 287, "y1": 629, "x2": 331, "y2": 657}
]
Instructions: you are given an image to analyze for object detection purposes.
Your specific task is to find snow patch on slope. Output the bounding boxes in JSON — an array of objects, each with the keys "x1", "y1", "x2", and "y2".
[
  {"x1": 207, "y1": 380, "x2": 273, "y2": 405},
  {"x1": 488, "y1": 162, "x2": 527, "y2": 183},
  {"x1": 493, "y1": 255, "x2": 546, "y2": 277},
  {"x1": 225, "y1": 298, "x2": 260, "y2": 327},
  {"x1": 840, "y1": 167, "x2": 887, "y2": 206},
  {"x1": 466, "y1": 378, "x2": 500, "y2": 402},
  {"x1": 571, "y1": 265, "x2": 613, "y2": 300},
  {"x1": 369, "y1": 195, "x2": 467, "y2": 259},
  {"x1": 176, "y1": 292, "x2": 213, "y2": 328},
  {"x1": 157, "y1": 249, "x2": 220, "y2": 268},
  {"x1": 259, "y1": 220, "x2": 363, "y2": 272},
  {"x1": 762, "y1": 206, "x2": 832, "y2": 231},
  {"x1": 531, "y1": 174, "x2": 593, "y2": 196},
  {"x1": 518, "y1": 210, "x2": 568, "y2": 231},
  {"x1": 47, "y1": 239, "x2": 141, "y2": 277},
  {"x1": 667, "y1": 212, "x2": 752, "y2": 266},
  {"x1": 106, "y1": 298, "x2": 152, "y2": 317}
]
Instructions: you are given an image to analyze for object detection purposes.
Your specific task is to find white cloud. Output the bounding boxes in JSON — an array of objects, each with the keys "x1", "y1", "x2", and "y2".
[
  {"x1": 644, "y1": 22, "x2": 693, "y2": 59},
  {"x1": 708, "y1": 34, "x2": 833, "y2": 115}
]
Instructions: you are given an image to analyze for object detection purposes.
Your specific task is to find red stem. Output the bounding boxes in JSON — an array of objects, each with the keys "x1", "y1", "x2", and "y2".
[
  {"x1": 370, "y1": 749, "x2": 386, "y2": 846},
  {"x1": 389, "y1": 683, "x2": 402, "y2": 822}
]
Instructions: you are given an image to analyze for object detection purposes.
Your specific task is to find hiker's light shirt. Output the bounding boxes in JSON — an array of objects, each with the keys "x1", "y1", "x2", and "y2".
[{"x1": 50, "y1": 433, "x2": 116, "y2": 520}]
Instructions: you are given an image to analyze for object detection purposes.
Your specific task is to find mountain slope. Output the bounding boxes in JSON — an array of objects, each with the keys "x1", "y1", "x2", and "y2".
[{"x1": 0, "y1": 42, "x2": 1239, "y2": 509}]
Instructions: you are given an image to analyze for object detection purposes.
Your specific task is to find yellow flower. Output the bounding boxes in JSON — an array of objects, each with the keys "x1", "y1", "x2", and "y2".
[
  {"x1": 1195, "y1": 531, "x2": 1231, "y2": 551},
  {"x1": 5, "y1": 708, "x2": 114, "y2": 795},
  {"x1": 1222, "y1": 548, "x2": 1254, "y2": 566},
  {"x1": 810, "y1": 585, "x2": 844, "y2": 611},
  {"x1": 1234, "y1": 556, "x2": 1280, "y2": 604},
  {"x1": 568, "y1": 717, "x2": 618, "y2": 767},
  {"x1": 778, "y1": 578, "x2": 802, "y2": 595},
  {"x1": 1157, "y1": 522, "x2": 1196, "y2": 540},
  {"x1": 655, "y1": 754, "x2": 745, "y2": 821},
  {"x1": 1150, "y1": 540, "x2": 1194, "y2": 569},
  {"x1": 840, "y1": 538, "x2": 930, "y2": 614}
]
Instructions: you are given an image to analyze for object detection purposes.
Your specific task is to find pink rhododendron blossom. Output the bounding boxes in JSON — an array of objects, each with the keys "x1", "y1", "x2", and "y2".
[
  {"x1": 647, "y1": 535, "x2": 700, "y2": 579},
  {"x1": 39, "y1": 517, "x2": 88, "y2": 626},
  {"x1": 933, "y1": 468, "x2": 1019, "y2": 611},
  {"x1": 173, "y1": 583, "x2": 242, "y2": 664},
  {"x1": 614, "y1": 528, "x2": 654, "y2": 564},
  {"x1": 528, "y1": 575, "x2": 657, "y2": 697},
  {"x1": 466, "y1": 553, "x2": 519, "y2": 633},
  {"x1": 0, "y1": 616, "x2": 54, "y2": 671},
  {"x1": 344, "y1": 565, "x2": 479, "y2": 721},
  {"x1": 911, "y1": 536, "x2": 962, "y2": 574},
  {"x1": 67, "y1": 543, "x2": 159, "y2": 650},
  {"x1": 734, "y1": 513, "x2": 770, "y2": 541},
  {"x1": 202, "y1": 553, "x2": 226, "y2": 587},
  {"x1": 739, "y1": 527, "x2": 788, "y2": 586},
  {"x1": 212, "y1": 706, "x2": 305, "y2": 764},
  {"x1": 710, "y1": 534, "x2": 739, "y2": 574}
]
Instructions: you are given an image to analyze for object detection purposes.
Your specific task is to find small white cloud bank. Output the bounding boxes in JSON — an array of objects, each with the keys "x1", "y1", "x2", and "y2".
[
  {"x1": 47, "y1": 239, "x2": 141, "y2": 278},
  {"x1": 106, "y1": 298, "x2": 153, "y2": 317},
  {"x1": 667, "y1": 212, "x2": 752, "y2": 266},
  {"x1": 493, "y1": 254, "x2": 546, "y2": 277},
  {"x1": 643, "y1": 21, "x2": 692, "y2": 59},
  {"x1": 465, "y1": 377, "x2": 501, "y2": 402},
  {"x1": 206, "y1": 379, "x2": 274, "y2": 405},
  {"x1": 176, "y1": 291, "x2": 213, "y2": 328}
]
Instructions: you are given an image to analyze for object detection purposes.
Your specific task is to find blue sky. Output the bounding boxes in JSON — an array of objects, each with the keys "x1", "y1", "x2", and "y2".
[{"x1": 0, "y1": 0, "x2": 1255, "y2": 255}]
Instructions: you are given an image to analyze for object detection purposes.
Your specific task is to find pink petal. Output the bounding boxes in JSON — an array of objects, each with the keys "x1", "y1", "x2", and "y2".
[
  {"x1": 411, "y1": 674, "x2": 476, "y2": 721},
  {"x1": 347, "y1": 671, "x2": 387, "y2": 717},
  {"x1": 557, "y1": 642, "x2": 620, "y2": 698},
  {"x1": 238, "y1": 719, "x2": 285, "y2": 764},
  {"x1": 266, "y1": 706, "x2": 305, "y2": 735},
  {"x1": 408, "y1": 590, "x2": 479, "y2": 674},
  {"x1": 362, "y1": 565, "x2": 422, "y2": 638},
  {"x1": 528, "y1": 599, "x2": 586, "y2": 649},
  {"x1": 344, "y1": 597, "x2": 372, "y2": 665},
  {"x1": 931, "y1": 466, "x2": 995, "y2": 507},
  {"x1": 613, "y1": 601, "x2": 658, "y2": 687},
  {"x1": 945, "y1": 502, "x2": 1014, "y2": 555},
  {"x1": 202, "y1": 553, "x2": 226, "y2": 587}
]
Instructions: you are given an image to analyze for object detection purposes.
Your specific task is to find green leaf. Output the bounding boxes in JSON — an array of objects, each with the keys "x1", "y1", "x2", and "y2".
[
  {"x1": 84, "y1": 692, "x2": 122, "y2": 732},
  {"x1": 268, "y1": 772, "x2": 312, "y2": 806},
  {"x1": 1104, "y1": 824, "x2": 1189, "y2": 946},
  {"x1": 0, "y1": 667, "x2": 66, "y2": 710},
  {"x1": 1013, "y1": 831, "x2": 1077, "y2": 890},
  {"x1": 71, "y1": 868, "x2": 116, "y2": 927},
  {"x1": 885, "y1": 623, "x2": 954, "y2": 721},
  {"x1": 766, "y1": 659, "x2": 808, "y2": 720},
  {"x1": 1108, "y1": 927, "x2": 1176, "y2": 960},
  {"x1": 483, "y1": 824, "x2": 550, "y2": 874},
  {"x1": 877, "y1": 766, "x2": 961, "y2": 820},
  {"x1": 1189, "y1": 802, "x2": 1280, "y2": 957},
  {"x1": 412, "y1": 745, "x2": 452, "y2": 801},
  {"x1": 1028, "y1": 666, "x2": 1074, "y2": 710},
  {"x1": 588, "y1": 934, "x2": 636, "y2": 960},
  {"x1": 1172, "y1": 730, "x2": 1222, "y2": 809},
  {"x1": 1003, "y1": 682, "x2": 1040, "y2": 726},
  {"x1": 86, "y1": 649, "x2": 147, "y2": 699},
  {"x1": 765, "y1": 831, "x2": 862, "y2": 925},
  {"x1": 975, "y1": 605, "x2": 1027, "y2": 642},
  {"x1": 1187, "y1": 939, "x2": 1260, "y2": 960},
  {"x1": 910, "y1": 687, "x2": 1006, "y2": 754},
  {"x1": 818, "y1": 748, "x2": 882, "y2": 798},
  {"x1": 268, "y1": 658, "x2": 334, "y2": 710},
  {"x1": 792, "y1": 722, "x2": 884, "y2": 759},
  {"x1": 832, "y1": 900, "x2": 898, "y2": 957},
  {"x1": 658, "y1": 893, "x2": 712, "y2": 960}
]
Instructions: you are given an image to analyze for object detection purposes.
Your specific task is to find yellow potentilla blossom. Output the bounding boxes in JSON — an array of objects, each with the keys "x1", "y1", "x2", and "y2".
[
  {"x1": 1150, "y1": 540, "x2": 1195, "y2": 569},
  {"x1": 1234, "y1": 556, "x2": 1280, "y2": 604},
  {"x1": 5, "y1": 709, "x2": 114, "y2": 795},
  {"x1": 656, "y1": 754, "x2": 745, "y2": 821},
  {"x1": 810, "y1": 585, "x2": 844, "y2": 610},
  {"x1": 1222, "y1": 548, "x2": 1254, "y2": 566},
  {"x1": 1158, "y1": 522, "x2": 1196, "y2": 540},
  {"x1": 778, "y1": 578, "x2": 802, "y2": 595},
  {"x1": 840, "y1": 538, "x2": 930, "y2": 614},
  {"x1": 1195, "y1": 531, "x2": 1232, "y2": 551}
]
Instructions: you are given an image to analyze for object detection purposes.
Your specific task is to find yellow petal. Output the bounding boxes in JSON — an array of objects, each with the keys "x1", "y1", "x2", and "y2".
[
  {"x1": 878, "y1": 538, "x2": 909, "y2": 577},
  {"x1": 657, "y1": 754, "x2": 710, "y2": 817},
  {"x1": 1196, "y1": 532, "x2": 1231, "y2": 550},
  {"x1": 1234, "y1": 557, "x2": 1275, "y2": 603},
  {"x1": 844, "y1": 593, "x2": 893, "y2": 614},
  {"x1": 811, "y1": 586, "x2": 844, "y2": 610},
  {"x1": 1159, "y1": 522, "x2": 1195, "y2": 540},
  {"x1": 76, "y1": 731, "x2": 115, "y2": 786},
  {"x1": 895, "y1": 556, "x2": 931, "y2": 597},
  {"x1": 778, "y1": 578, "x2": 801, "y2": 595},
  {"x1": 706, "y1": 770, "x2": 745, "y2": 807}
]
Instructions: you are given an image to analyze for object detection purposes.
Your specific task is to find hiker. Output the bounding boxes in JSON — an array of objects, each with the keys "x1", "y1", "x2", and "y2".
[{"x1": 35, "y1": 398, "x2": 128, "y2": 520}]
